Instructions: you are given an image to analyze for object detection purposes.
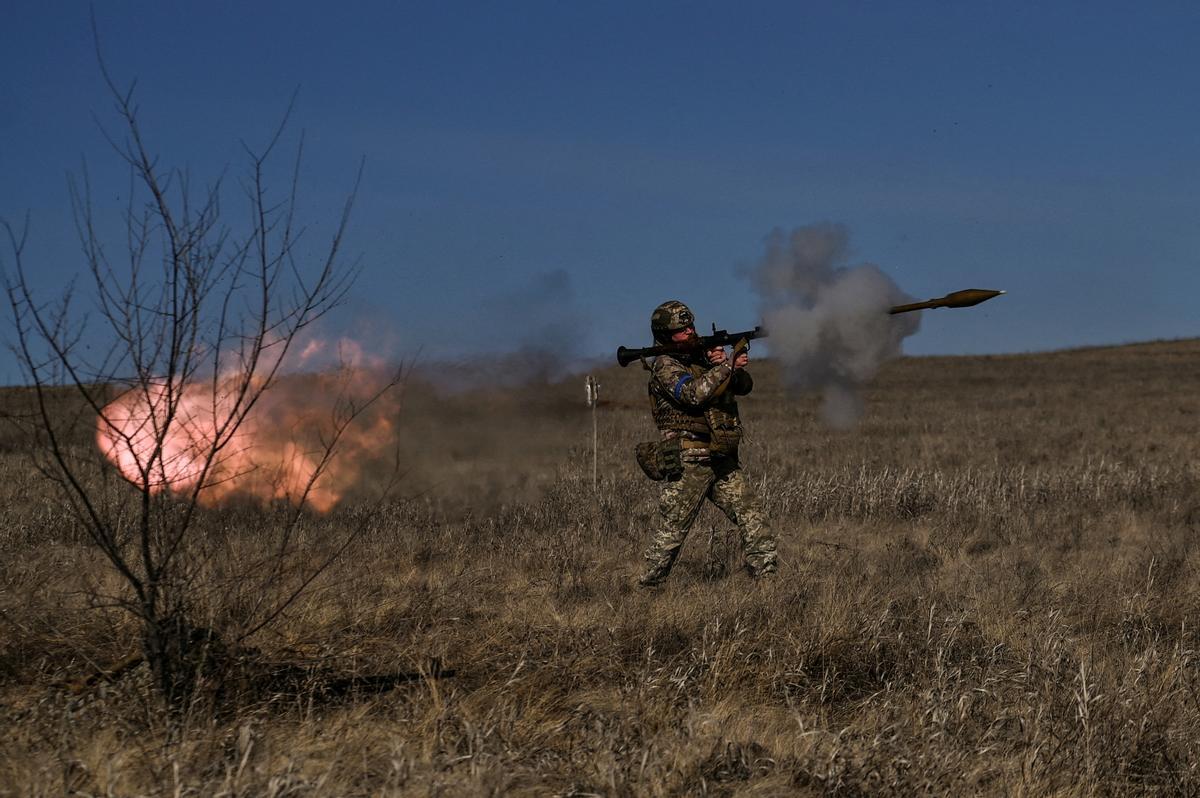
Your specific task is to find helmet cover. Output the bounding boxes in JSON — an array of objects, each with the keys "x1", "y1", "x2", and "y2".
[{"x1": 650, "y1": 300, "x2": 695, "y2": 343}]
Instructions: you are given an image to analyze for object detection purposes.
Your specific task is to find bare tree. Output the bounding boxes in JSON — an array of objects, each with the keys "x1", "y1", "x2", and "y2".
[{"x1": 1, "y1": 54, "x2": 400, "y2": 706}]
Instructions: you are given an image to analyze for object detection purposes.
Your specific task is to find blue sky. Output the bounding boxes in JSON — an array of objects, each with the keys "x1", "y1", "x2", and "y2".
[{"x1": 3, "y1": 2, "x2": 1199, "y2": 381}]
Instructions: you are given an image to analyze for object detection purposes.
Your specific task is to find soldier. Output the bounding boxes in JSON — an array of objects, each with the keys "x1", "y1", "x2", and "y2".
[{"x1": 638, "y1": 300, "x2": 778, "y2": 587}]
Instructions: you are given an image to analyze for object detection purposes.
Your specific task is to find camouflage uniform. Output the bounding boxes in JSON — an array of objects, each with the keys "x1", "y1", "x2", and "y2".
[{"x1": 639, "y1": 302, "x2": 778, "y2": 586}]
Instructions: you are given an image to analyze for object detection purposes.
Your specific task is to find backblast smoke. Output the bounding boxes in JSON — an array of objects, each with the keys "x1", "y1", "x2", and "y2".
[{"x1": 748, "y1": 223, "x2": 920, "y2": 428}]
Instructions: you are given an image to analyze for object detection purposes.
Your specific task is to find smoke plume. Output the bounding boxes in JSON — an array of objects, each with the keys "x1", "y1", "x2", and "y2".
[{"x1": 748, "y1": 224, "x2": 920, "y2": 427}]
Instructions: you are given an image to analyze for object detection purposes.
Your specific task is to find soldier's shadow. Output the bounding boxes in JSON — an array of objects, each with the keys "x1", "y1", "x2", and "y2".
[{"x1": 258, "y1": 657, "x2": 456, "y2": 702}]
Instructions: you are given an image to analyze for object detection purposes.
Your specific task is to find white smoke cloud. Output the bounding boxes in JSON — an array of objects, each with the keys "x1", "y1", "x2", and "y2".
[{"x1": 748, "y1": 223, "x2": 920, "y2": 427}]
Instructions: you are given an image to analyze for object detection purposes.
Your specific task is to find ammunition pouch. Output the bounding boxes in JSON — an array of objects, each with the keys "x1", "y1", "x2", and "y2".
[
  {"x1": 705, "y1": 408, "x2": 743, "y2": 457},
  {"x1": 635, "y1": 438, "x2": 684, "y2": 481}
]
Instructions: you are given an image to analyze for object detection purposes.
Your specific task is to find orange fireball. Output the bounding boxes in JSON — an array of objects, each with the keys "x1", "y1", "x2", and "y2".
[{"x1": 95, "y1": 337, "x2": 399, "y2": 512}]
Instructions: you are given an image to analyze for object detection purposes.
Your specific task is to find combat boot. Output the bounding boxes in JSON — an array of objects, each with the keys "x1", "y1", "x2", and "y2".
[
  {"x1": 637, "y1": 566, "x2": 670, "y2": 588},
  {"x1": 746, "y1": 561, "x2": 777, "y2": 580}
]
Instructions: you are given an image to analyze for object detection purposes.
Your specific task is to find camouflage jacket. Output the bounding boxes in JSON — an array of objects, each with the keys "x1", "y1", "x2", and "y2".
[{"x1": 648, "y1": 354, "x2": 753, "y2": 454}]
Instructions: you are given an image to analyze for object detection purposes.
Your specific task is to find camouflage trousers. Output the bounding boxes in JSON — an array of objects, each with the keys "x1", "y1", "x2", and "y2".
[{"x1": 640, "y1": 457, "x2": 777, "y2": 585}]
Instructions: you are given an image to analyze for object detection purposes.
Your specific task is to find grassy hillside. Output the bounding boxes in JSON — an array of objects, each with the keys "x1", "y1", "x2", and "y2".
[{"x1": 3, "y1": 340, "x2": 1200, "y2": 795}]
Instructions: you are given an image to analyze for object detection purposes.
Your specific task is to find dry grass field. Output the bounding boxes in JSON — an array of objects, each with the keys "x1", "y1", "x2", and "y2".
[{"x1": 3, "y1": 339, "x2": 1200, "y2": 796}]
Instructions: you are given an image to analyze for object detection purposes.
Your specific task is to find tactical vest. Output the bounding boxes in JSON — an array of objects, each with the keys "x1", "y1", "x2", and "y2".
[
  {"x1": 704, "y1": 393, "x2": 744, "y2": 456},
  {"x1": 649, "y1": 363, "x2": 744, "y2": 456}
]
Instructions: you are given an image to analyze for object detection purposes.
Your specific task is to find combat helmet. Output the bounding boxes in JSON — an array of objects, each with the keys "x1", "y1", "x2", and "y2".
[{"x1": 650, "y1": 300, "x2": 695, "y2": 344}]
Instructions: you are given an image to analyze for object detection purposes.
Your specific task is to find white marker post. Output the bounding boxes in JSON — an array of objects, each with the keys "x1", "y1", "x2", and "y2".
[{"x1": 586, "y1": 375, "x2": 600, "y2": 491}]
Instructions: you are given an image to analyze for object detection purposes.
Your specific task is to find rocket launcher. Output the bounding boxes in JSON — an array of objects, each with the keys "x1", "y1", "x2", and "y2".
[
  {"x1": 617, "y1": 326, "x2": 765, "y2": 368},
  {"x1": 616, "y1": 289, "x2": 1004, "y2": 366}
]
